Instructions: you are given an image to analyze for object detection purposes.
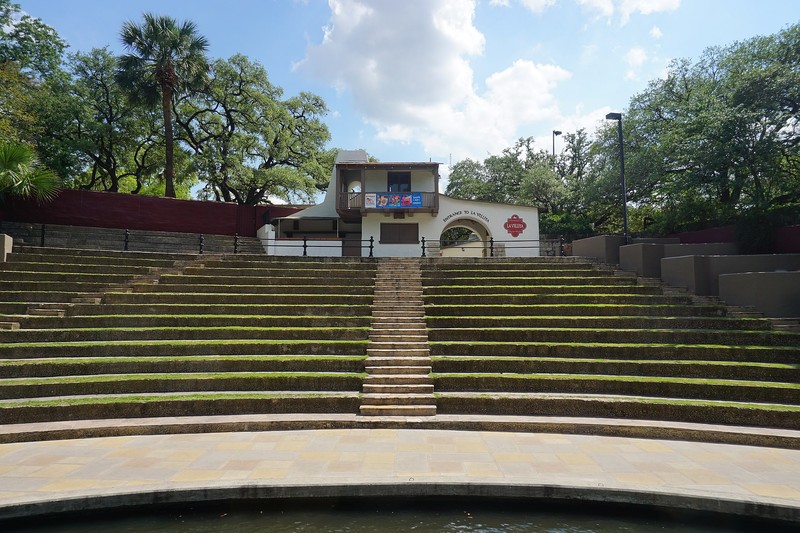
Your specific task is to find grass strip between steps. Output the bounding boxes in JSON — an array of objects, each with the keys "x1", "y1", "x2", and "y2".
[
  {"x1": 427, "y1": 326, "x2": 795, "y2": 333},
  {"x1": 427, "y1": 315, "x2": 763, "y2": 323},
  {"x1": 49, "y1": 314, "x2": 372, "y2": 320},
  {"x1": 432, "y1": 393, "x2": 800, "y2": 412},
  {"x1": 429, "y1": 356, "x2": 796, "y2": 369},
  {"x1": 0, "y1": 355, "x2": 367, "y2": 366},
  {"x1": 0, "y1": 339, "x2": 370, "y2": 349},
  {"x1": 4, "y1": 372, "x2": 368, "y2": 386},
  {"x1": 4, "y1": 326, "x2": 371, "y2": 333},
  {"x1": 429, "y1": 341, "x2": 800, "y2": 350},
  {"x1": 0, "y1": 392, "x2": 357, "y2": 408},
  {"x1": 431, "y1": 372, "x2": 800, "y2": 389}
]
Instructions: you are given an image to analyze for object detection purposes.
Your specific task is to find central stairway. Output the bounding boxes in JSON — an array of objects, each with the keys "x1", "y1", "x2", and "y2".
[{"x1": 360, "y1": 258, "x2": 436, "y2": 416}]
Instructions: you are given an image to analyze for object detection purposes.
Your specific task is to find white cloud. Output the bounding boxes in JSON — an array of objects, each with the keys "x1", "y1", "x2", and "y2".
[
  {"x1": 619, "y1": 0, "x2": 680, "y2": 25},
  {"x1": 625, "y1": 46, "x2": 647, "y2": 67},
  {"x1": 489, "y1": 0, "x2": 511, "y2": 6},
  {"x1": 624, "y1": 46, "x2": 648, "y2": 80},
  {"x1": 649, "y1": 25, "x2": 664, "y2": 39},
  {"x1": 576, "y1": 0, "x2": 614, "y2": 18},
  {"x1": 519, "y1": 0, "x2": 558, "y2": 14},
  {"x1": 298, "y1": 0, "x2": 571, "y2": 163},
  {"x1": 575, "y1": 0, "x2": 680, "y2": 24}
]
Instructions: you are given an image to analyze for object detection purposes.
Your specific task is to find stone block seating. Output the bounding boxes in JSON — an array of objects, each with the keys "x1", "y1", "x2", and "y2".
[
  {"x1": 422, "y1": 257, "x2": 800, "y2": 430},
  {"x1": 0, "y1": 246, "x2": 798, "y2": 444},
  {"x1": 0, "y1": 246, "x2": 375, "y2": 426}
]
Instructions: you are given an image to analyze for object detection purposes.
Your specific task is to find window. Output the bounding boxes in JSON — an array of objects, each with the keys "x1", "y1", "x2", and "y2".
[
  {"x1": 380, "y1": 223, "x2": 419, "y2": 244},
  {"x1": 387, "y1": 171, "x2": 411, "y2": 192}
]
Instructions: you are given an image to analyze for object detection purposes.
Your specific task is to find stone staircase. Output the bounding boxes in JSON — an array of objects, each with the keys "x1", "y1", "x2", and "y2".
[{"x1": 360, "y1": 258, "x2": 436, "y2": 416}]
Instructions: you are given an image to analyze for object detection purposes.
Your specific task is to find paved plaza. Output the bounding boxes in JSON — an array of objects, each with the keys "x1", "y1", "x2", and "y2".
[{"x1": 0, "y1": 425, "x2": 799, "y2": 522}]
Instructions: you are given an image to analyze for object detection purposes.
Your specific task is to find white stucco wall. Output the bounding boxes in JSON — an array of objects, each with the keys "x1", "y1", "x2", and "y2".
[
  {"x1": 360, "y1": 195, "x2": 540, "y2": 258},
  {"x1": 362, "y1": 169, "x2": 436, "y2": 193},
  {"x1": 261, "y1": 226, "x2": 343, "y2": 257}
]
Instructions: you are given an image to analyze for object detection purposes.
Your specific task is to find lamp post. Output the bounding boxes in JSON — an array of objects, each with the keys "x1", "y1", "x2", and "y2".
[
  {"x1": 552, "y1": 130, "x2": 562, "y2": 156},
  {"x1": 605, "y1": 112, "x2": 628, "y2": 244}
]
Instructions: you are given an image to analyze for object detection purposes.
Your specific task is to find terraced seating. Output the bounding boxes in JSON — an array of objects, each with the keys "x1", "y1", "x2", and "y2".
[
  {"x1": 0, "y1": 246, "x2": 197, "y2": 315},
  {"x1": 422, "y1": 257, "x2": 800, "y2": 430},
  {"x1": 0, "y1": 250, "x2": 376, "y2": 425}
]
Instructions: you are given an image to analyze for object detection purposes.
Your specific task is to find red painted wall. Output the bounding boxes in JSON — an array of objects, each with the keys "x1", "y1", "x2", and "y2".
[
  {"x1": 2, "y1": 189, "x2": 304, "y2": 237},
  {"x1": 671, "y1": 224, "x2": 800, "y2": 253},
  {"x1": 775, "y1": 225, "x2": 800, "y2": 253},
  {"x1": 673, "y1": 226, "x2": 736, "y2": 244}
]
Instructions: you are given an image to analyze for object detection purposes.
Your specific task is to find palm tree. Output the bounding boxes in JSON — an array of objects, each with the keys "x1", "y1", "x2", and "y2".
[
  {"x1": 0, "y1": 143, "x2": 61, "y2": 203},
  {"x1": 117, "y1": 13, "x2": 208, "y2": 198}
]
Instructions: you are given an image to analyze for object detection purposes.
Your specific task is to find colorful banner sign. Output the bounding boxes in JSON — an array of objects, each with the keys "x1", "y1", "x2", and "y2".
[{"x1": 365, "y1": 193, "x2": 423, "y2": 209}]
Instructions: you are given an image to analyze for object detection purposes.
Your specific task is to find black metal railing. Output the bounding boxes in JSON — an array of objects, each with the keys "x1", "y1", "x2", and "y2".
[
  {"x1": 425, "y1": 236, "x2": 564, "y2": 257},
  {"x1": 25, "y1": 224, "x2": 252, "y2": 255},
  {"x1": 263, "y1": 236, "x2": 375, "y2": 257}
]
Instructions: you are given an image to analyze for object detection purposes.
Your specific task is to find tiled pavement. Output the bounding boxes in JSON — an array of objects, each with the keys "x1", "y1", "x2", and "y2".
[{"x1": 0, "y1": 428, "x2": 799, "y2": 522}]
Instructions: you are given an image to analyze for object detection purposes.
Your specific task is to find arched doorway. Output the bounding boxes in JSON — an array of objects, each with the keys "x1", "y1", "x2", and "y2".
[{"x1": 439, "y1": 218, "x2": 491, "y2": 258}]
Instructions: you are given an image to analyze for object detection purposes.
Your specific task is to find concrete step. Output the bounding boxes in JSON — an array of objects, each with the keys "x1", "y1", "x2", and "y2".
[
  {"x1": 360, "y1": 394, "x2": 435, "y2": 406},
  {"x1": 26, "y1": 307, "x2": 65, "y2": 317},
  {"x1": 71, "y1": 297, "x2": 102, "y2": 304},
  {"x1": 363, "y1": 374, "x2": 433, "y2": 385},
  {"x1": 369, "y1": 335, "x2": 428, "y2": 343},
  {"x1": 365, "y1": 357, "x2": 432, "y2": 366},
  {"x1": 359, "y1": 405, "x2": 436, "y2": 416},
  {"x1": 0, "y1": 322, "x2": 20, "y2": 330},
  {"x1": 365, "y1": 365, "x2": 432, "y2": 375},
  {"x1": 368, "y1": 346, "x2": 430, "y2": 354},
  {"x1": 362, "y1": 383, "x2": 434, "y2": 394},
  {"x1": 366, "y1": 348, "x2": 431, "y2": 357}
]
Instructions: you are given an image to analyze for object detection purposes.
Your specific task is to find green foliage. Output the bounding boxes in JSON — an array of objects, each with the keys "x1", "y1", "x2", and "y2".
[
  {"x1": 0, "y1": 0, "x2": 65, "y2": 77},
  {"x1": 623, "y1": 23, "x2": 800, "y2": 233},
  {"x1": 178, "y1": 54, "x2": 330, "y2": 205},
  {"x1": 117, "y1": 12, "x2": 209, "y2": 198},
  {"x1": 0, "y1": 142, "x2": 61, "y2": 203}
]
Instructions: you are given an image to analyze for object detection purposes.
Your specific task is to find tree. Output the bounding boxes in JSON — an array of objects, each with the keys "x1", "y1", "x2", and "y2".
[
  {"x1": 0, "y1": 142, "x2": 60, "y2": 203},
  {"x1": 0, "y1": 0, "x2": 65, "y2": 77},
  {"x1": 117, "y1": 13, "x2": 209, "y2": 198},
  {"x1": 176, "y1": 54, "x2": 330, "y2": 205},
  {"x1": 0, "y1": 0, "x2": 66, "y2": 144},
  {"x1": 623, "y1": 23, "x2": 800, "y2": 234}
]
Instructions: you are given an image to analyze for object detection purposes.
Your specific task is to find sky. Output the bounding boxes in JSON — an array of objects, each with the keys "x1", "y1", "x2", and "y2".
[{"x1": 14, "y1": 0, "x2": 800, "y2": 187}]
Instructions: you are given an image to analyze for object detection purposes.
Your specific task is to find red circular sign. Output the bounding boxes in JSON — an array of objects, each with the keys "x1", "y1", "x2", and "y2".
[{"x1": 504, "y1": 214, "x2": 527, "y2": 237}]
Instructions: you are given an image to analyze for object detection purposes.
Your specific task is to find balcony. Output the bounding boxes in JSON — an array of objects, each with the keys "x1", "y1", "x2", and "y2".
[{"x1": 337, "y1": 191, "x2": 438, "y2": 220}]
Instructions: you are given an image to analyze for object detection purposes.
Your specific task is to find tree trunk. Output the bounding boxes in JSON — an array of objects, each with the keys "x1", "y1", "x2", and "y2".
[{"x1": 162, "y1": 83, "x2": 176, "y2": 198}]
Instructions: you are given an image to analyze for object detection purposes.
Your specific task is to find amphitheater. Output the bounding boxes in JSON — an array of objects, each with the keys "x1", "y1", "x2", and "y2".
[{"x1": 0, "y1": 223, "x2": 798, "y2": 527}]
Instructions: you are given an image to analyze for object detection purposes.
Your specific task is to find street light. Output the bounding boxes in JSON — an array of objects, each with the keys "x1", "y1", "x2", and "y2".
[
  {"x1": 552, "y1": 130, "x2": 562, "y2": 156},
  {"x1": 605, "y1": 112, "x2": 628, "y2": 244}
]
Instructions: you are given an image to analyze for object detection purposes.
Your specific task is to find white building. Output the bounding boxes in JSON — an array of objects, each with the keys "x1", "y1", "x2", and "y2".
[{"x1": 260, "y1": 150, "x2": 547, "y2": 258}]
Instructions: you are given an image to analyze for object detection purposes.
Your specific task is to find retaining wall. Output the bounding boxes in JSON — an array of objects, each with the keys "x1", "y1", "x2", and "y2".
[
  {"x1": 660, "y1": 254, "x2": 800, "y2": 296},
  {"x1": 719, "y1": 271, "x2": 800, "y2": 317},
  {"x1": 620, "y1": 242, "x2": 739, "y2": 278}
]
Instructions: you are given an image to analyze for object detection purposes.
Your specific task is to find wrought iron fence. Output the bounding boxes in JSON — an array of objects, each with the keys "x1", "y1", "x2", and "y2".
[
  {"x1": 423, "y1": 236, "x2": 564, "y2": 257},
  {"x1": 21, "y1": 224, "x2": 250, "y2": 255}
]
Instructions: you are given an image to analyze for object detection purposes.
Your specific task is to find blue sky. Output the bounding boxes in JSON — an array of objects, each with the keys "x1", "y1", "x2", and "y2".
[{"x1": 16, "y1": 0, "x2": 800, "y2": 180}]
